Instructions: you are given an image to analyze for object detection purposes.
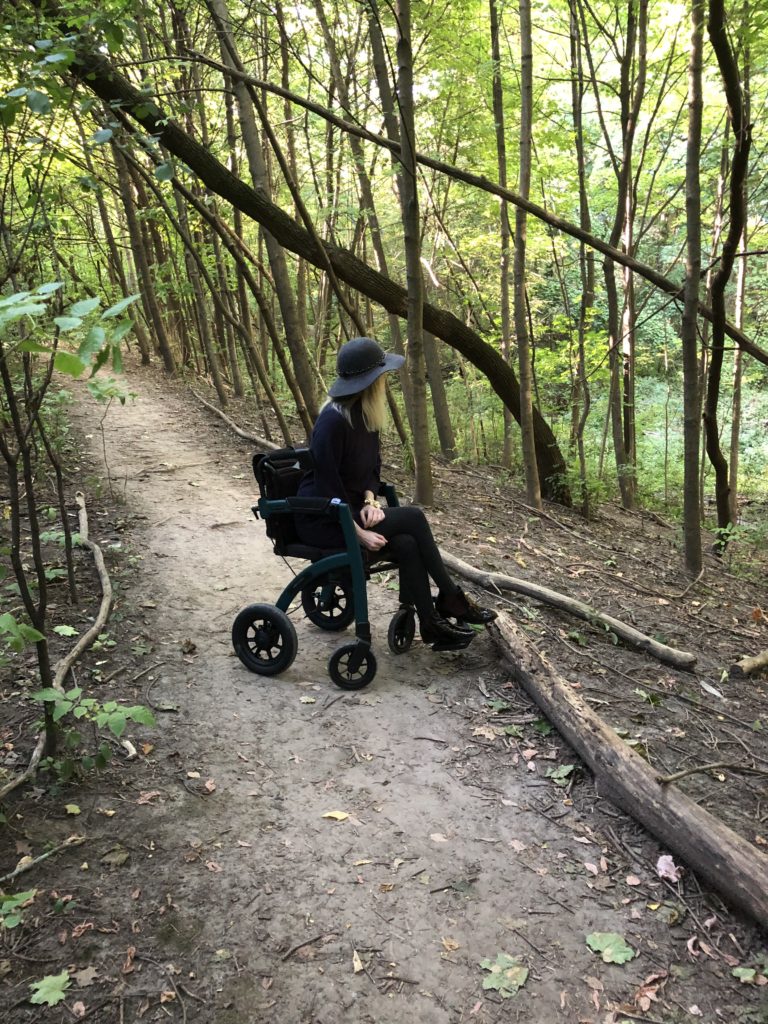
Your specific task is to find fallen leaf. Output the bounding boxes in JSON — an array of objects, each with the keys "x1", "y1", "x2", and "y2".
[
  {"x1": 352, "y1": 950, "x2": 364, "y2": 974},
  {"x1": 626, "y1": 874, "x2": 642, "y2": 886},
  {"x1": 472, "y1": 725, "x2": 499, "y2": 741},
  {"x1": 72, "y1": 966, "x2": 98, "y2": 988},
  {"x1": 442, "y1": 937, "x2": 460, "y2": 952},
  {"x1": 72, "y1": 1001, "x2": 86, "y2": 1019},
  {"x1": 205, "y1": 861, "x2": 222, "y2": 872},
  {"x1": 379, "y1": 883, "x2": 394, "y2": 892},
  {"x1": 656, "y1": 854, "x2": 682, "y2": 882},
  {"x1": 141, "y1": 743, "x2": 154, "y2": 755},
  {"x1": 479, "y1": 953, "x2": 528, "y2": 998},
  {"x1": 430, "y1": 833, "x2": 448, "y2": 843},
  {"x1": 261, "y1": 977, "x2": 273, "y2": 990},
  {"x1": 187, "y1": 771, "x2": 201, "y2": 779},
  {"x1": 299, "y1": 696, "x2": 316, "y2": 704},
  {"x1": 203, "y1": 779, "x2": 216, "y2": 794},
  {"x1": 160, "y1": 990, "x2": 176, "y2": 1003},
  {"x1": 71, "y1": 922, "x2": 94, "y2": 940},
  {"x1": 509, "y1": 840, "x2": 527, "y2": 853},
  {"x1": 122, "y1": 946, "x2": 136, "y2": 974},
  {"x1": 586, "y1": 932, "x2": 636, "y2": 964},
  {"x1": 97, "y1": 808, "x2": 116, "y2": 817},
  {"x1": 100, "y1": 846, "x2": 130, "y2": 867},
  {"x1": 574, "y1": 836, "x2": 592, "y2": 845},
  {"x1": 689, "y1": 1006, "x2": 703, "y2": 1017},
  {"x1": 65, "y1": 804, "x2": 81, "y2": 816},
  {"x1": 137, "y1": 791, "x2": 162, "y2": 805},
  {"x1": 322, "y1": 811, "x2": 349, "y2": 822},
  {"x1": 236, "y1": 840, "x2": 252, "y2": 848},
  {"x1": 584, "y1": 863, "x2": 599, "y2": 876}
]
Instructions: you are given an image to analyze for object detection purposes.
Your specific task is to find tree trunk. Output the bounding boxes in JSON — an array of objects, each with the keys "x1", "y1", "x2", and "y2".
[
  {"x1": 514, "y1": 0, "x2": 542, "y2": 509},
  {"x1": 423, "y1": 331, "x2": 457, "y2": 460},
  {"x1": 208, "y1": 0, "x2": 319, "y2": 420},
  {"x1": 704, "y1": 0, "x2": 752, "y2": 548},
  {"x1": 396, "y1": 0, "x2": 433, "y2": 505},
  {"x1": 489, "y1": 0, "x2": 513, "y2": 468},
  {"x1": 682, "y1": 0, "x2": 704, "y2": 575}
]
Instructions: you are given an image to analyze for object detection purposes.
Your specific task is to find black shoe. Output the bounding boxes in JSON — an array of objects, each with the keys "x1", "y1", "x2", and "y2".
[
  {"x1": 420, "y1": 611, "x2": 475, "y2": 646},
  {"x1": 436, "y1": 587, "x2": 498, "y2": 626}
]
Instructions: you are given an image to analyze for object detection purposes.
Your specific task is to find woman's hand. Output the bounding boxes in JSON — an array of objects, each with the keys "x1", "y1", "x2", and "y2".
[
  {"x1": 360, "y1": 503, "x2": 385, "y2": 528},
  {"x1": 357, "y1": 527, "x2": 387, "y2": 552}
]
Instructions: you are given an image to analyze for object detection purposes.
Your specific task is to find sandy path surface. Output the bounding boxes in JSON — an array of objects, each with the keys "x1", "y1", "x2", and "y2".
[{"x1": 64, "y1": 369, "x2": 751, "y2": 1023}]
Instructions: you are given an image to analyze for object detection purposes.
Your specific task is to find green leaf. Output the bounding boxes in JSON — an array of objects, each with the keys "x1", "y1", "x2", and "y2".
[
  {"x1": 126, "y1": 706, "x2": 156, "y2": 726},
  {"x1": 479, "y1": 953, "x2": 528, "y2": 998},
  {"x1": 155, "y1": 160, "x2": 174, "y2": 181},
  {"x1": 29, "y1": 970, "x2": 71, "y2": 1006},
  {"x1": 7, "y1": 87, "x2": 28, "y2": 99},
  {"x1": 732, "y1": 967, "x2": 757, "y2": 983},
  {"x1": 546, "y1": 764, "x2": 575, "y2": 786},
  {"x1": 17, "y1": 624, "x2": 45, "y2": 644},
  {"x1": 91, "y1": 128, "x2": 113, "y2": 144},
  {"x1": 108, "y1": 317, "x2": 135, "y2": 342},
  {"x1": 533, "y1": 719, "x2": 553, "y2": 737},
  {"x1": 78, "y1": 325, "x2": 106, "y2": 361},
  {"x1": 18, "y1": 340, "x2": 52, "y2": 354},
  {"x1": 68, "y1": 297, "x2": 101, "y2": 317},
  {"x1": 101, "y1": 294, "x2": 140, "y2": 319},
  {"x1": 64, "y1": 803, "x2": 80, "y2": 815},
  {"x1": 486, "y1": 699, "x2": 511, "y2": 712},
  {"x1": 503, "y1": 724, "x2": 523, "y2": 737},
  {"x1": 32, "y1": 688, "x2": 61, "y2": 703},
  {"x1": 53, "y1": 624, "x2": 78, "y2": 637},
  {"x1": 26, "y1": 89, "x2": 52, "y2": 115},
  {"x1": 53, "y1": 352, "x2": 86, "y2": 378},
  {"x1": 586, "y1": 932, "x2": 636, "y2": 964},
  {"x1": 35, "y1": 281, "x2": 64, "y2": 294},
  {"x1": 108, "y1": 712, "x2": 127, "y2": 738},
  {"x1": 53, "y1": 315, "x2": 82, "y2": 332}
]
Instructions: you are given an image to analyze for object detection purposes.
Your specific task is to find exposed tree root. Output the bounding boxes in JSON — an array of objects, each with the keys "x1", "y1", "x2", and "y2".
[
  {"x1": 0, "y1": 493, "x2": 113, "y2": 802},
  {"x1": 490, "y1": 613, "x2": 768, "y2": 928}
]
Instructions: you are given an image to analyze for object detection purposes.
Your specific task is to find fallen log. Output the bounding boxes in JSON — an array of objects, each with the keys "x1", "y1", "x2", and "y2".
[
  {"x1": 730, "y1": 648, "x2": 768, "y2": 679},
  {"x1": 490, "y1": 612, "x2": 768, "y2": 929},
  {"x1": 441, "y1": 549, "x2": 697, "y2": 671}
]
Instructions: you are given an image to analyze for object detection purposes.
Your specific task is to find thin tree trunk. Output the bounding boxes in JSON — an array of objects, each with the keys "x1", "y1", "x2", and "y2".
[
  {"x1": 682, "y1": 0, "x2": 704, "y2": 575},
  {"x1": 395, "y1": 0, "x2": 433, "y2": 505},
  {"x1": 423, "y1": 331, "x2": 457, "y2": 460},
  {"x1": 514, "y1": 0, "x2": 542, "y2": 509},
  {"x1": 489, "y1": 0, "x2": 513, "y2": 468}
]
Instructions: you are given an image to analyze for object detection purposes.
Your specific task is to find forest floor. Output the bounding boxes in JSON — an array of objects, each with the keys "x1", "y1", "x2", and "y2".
[{"x1": 1, "y1": 359, "x2": 767, "y2": 1024}]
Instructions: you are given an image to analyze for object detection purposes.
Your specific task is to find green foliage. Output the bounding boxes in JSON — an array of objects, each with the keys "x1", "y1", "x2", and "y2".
[
  {"x1": 586, "y1": 932, "x2": 636, "y2": 964},
  {"x1": 0, "y1": 890, "x2": 37, "y2": 929},
  {"x1": 0, "y1": 612, "x2": 45, "y2": 655}
]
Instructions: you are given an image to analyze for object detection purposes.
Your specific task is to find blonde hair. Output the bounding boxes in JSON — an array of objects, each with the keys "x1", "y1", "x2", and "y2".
[{"x1": 327, "y1": 373, "x2": 388, "y2": 433}]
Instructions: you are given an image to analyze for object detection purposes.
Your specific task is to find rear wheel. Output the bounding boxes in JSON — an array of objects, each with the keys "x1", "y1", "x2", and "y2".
[
  {"x1": 232, "y1": 604, "x2": 297, "y2": 676},
  {"x1": 301, "y1": 575, "x2": 355, "y2": 631}
]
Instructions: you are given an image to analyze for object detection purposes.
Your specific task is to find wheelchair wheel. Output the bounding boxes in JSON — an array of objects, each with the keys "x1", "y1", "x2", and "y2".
[
  {"x1": 387, "y1": 605, "x2": 415, "y2": 655},
  {"x1": 328, "y1": 643, "x2": 377, "y2": 690},
  {"x1": 301, "y1": 575, "x2": 355, "y2": 631},
  {"x1": 232, "y1": 604, "x2": 298, "y2": 676}
]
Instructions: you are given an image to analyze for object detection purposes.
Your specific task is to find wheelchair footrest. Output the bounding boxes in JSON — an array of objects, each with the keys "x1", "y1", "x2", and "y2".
[{"x1": 430, "y1": 633, "x2": 475, "y2": 653}]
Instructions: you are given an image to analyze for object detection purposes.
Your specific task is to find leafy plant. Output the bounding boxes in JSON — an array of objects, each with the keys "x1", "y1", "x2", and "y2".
[
  {"x1": 0, "y1": 889, "x2": 37, "y2": 928},
  {"x1": 546, "y1": 764, "x2": 575, "y2": 787}
]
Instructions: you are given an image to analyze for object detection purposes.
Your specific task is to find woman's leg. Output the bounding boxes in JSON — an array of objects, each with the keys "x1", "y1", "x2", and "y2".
[
  {"x1": 380, "y1": 533, "x2": 433, "y2": 621},
  {"x1": 376, "y1": 506, "x2": 458, "y2": 597}
]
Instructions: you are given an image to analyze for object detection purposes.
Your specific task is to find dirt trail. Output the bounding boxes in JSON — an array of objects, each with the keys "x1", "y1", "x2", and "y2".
[{"x1": 60, "y1": 369, "x2": 760, "y2": 1024}]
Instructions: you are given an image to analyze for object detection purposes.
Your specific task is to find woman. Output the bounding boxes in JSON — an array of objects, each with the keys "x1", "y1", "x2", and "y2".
[{"x1": 296, "y1": 337, "x2": 497, "y2": 647}]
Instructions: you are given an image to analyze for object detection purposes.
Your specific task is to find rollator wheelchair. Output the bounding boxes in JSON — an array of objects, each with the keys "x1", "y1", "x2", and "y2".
[{"x1": 231, "y1": 447, "x2": 422, "y2": 690}]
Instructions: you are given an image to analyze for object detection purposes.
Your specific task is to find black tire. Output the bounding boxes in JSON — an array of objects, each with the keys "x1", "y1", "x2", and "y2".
[
  {"x1": 232, "y1": 604, "x2": 298, "y2": 676},
  {"x1": 387, "y1": 605, "x2": 415, "y2": 655},
  {"x1": 301, "y1": 575, "x2": 355, "y2": 631},
  {"x1": 328, "y1": 644, "x2": 377, "y2": 690}
]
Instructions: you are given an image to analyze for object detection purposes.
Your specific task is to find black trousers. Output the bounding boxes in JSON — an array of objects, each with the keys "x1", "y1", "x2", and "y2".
[{"x1": 374, "y1": 506, "x2": 457, "y2": 622}]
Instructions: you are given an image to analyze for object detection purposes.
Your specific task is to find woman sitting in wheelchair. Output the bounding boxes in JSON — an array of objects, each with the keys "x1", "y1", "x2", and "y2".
[{"x1": 295, "y1": 337, "x2": 497, "y2": 649}]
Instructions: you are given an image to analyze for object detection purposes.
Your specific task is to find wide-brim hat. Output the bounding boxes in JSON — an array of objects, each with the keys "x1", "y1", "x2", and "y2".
[{"x1": 327, "y1": 337, "x2": 405, "y2": 399}]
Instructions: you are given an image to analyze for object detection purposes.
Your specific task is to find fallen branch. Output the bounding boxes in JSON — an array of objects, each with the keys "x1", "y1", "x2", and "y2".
[
  {"x1": 730, "y1": 648, "x2": 768, "y2": 678},
  {"x1": 441, "y1": 549, "x2": 697, "y2": 670},
  {"x1": 657, "y1": 762, "x2": 768, "y2": 784},
  {"x1": 0, "y1": 834, "x2": 86, "y2": 885},
  {"x1": 490, "y1": 613, "x2": 768, "y2": 928},
  {"x1": 191, "y1": 389, "x2": 280, "y2": 450},
  {"x1": 0, "y1": 493, "x2": 113, "y2": 802}
]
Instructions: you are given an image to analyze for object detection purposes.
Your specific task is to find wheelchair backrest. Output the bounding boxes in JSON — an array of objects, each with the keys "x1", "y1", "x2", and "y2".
[{"x1": 252, "y1": 448, "x2": 314, "y2": 553}]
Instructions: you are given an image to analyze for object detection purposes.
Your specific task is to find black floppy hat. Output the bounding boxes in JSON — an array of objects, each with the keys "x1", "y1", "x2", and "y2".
[{"x1": 327, "y1": 337, "x2": 405, "y2": 399}]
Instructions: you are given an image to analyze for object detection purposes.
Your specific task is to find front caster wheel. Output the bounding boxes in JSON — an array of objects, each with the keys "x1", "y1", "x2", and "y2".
[
  {"x1": 387, "y1": 605, "x2": 415, "y2": 655},
  {"x1": 328, "y1": 643, "x2": 377, "y2": 690},
  {"x1": 232, "y1": 604, "x2": 297, "y2": 676}
]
